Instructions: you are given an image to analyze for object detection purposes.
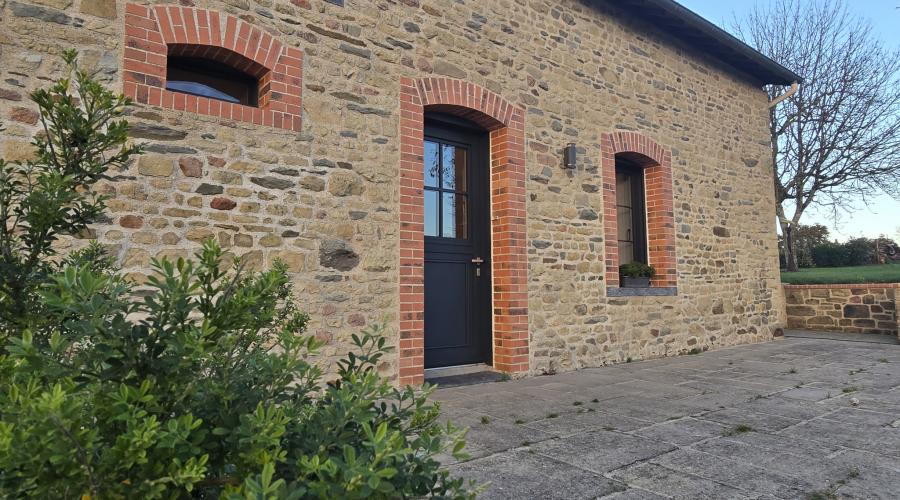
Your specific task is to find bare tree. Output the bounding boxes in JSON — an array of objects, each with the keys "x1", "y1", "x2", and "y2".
[{"x1": 734, "y1": 0, "x2": 900, "y2": 271}]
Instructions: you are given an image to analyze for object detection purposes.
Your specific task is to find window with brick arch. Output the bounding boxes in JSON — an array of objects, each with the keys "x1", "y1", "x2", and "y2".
[
  {"x1": 600, "y1": 132, "x2": 677, "y2": 290},
  {"x1": 122, "y1": 4, "x2": 303, "y2": 131}
]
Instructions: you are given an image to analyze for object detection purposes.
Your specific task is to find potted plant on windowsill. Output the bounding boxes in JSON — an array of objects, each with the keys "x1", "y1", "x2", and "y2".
[{"x1": 619, "y1": 261, "x2": 655, "y2": 288}]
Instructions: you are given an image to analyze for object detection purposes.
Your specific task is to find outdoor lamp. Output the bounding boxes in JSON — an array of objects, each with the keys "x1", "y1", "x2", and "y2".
[{"x1": 564, "y1": 143, "x2": 577, "y2": 169}]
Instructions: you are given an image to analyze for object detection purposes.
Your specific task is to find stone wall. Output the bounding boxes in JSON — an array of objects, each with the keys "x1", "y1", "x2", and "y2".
[
  {"x1": 784, "y1": 284, "x2": 899, "y2": 336},
  {"x1": 0, "y1": 0, "x2": 785, "y2": 381}
]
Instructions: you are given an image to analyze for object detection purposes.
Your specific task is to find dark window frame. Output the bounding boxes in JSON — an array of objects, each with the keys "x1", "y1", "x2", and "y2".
[{"x1": 615, "y1": 157, "x2": 648, "y2": 265}]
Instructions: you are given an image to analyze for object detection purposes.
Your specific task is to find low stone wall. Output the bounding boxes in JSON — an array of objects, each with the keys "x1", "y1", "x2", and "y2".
[{"x1": 783, "y1": 284, "x2": 899, "y2": 336}]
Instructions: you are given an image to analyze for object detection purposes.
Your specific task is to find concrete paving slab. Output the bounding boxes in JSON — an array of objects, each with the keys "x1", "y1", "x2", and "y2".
[
  {"x1": 532, "y1": 430, "x2": 677, "y2": 474},
  {"x1": 449, "y1": 449, "x2": 627, "y2": 500},
  {"x1": 589, "y1": 396, "x2": 699, "y2": 423},
  {"x1": 649, "y1": 447, "x2": 813, "y2": 498},
  {"x1": 523, "y1": 408, "x2": 650, "y2": 437},
  {"x1": 449, "y1": 411, "x2": 556, "y2": 455},
  {"x1": 818, "y1": 406, "x2": 899, "y2": 427},
  {"x1": 778, "y1": 418, "x2": 900, "y2": 457},
  {"x1": 732, "y1": 395, "x2": 833, "y2": 421},
  {"x1": 598, "y1": 489, "x2": 669, "y2": 499},
  {"x1": 629, "y1": 417, "x2": 728, "y2": 446},
  {"x1": 697, "y1": 407, "x2": 803, "y2": 433},
  {"x1": 605, "y1": 461, "x2": 751, "y2": 499},
  {"x1": 435, "y1": 334, "x2": 900, "y2": 498}
]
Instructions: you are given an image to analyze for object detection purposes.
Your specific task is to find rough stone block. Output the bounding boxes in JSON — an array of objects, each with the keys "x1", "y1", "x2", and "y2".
[
  {"x1": 807, "y1": 316, "x2": 835, "y2": 326},
  {"x1": 119, "y1": 215, "x2": 143, "y2": 229},
  {"x1": 844, "y1": 304, "x2": 870, "y2": 319},
  {"x1": 210, "y1": 197, "x2": 236, "y2": 210},
  {"x1": 786, "y1": 305, "x2": 816, "y2": 317},
  {"x1": 138, "y1": 155, "x2": 174, "y2": 177}
]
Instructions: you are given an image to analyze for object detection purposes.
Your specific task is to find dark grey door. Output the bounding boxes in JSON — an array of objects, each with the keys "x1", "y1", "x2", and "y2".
[{"x1": 423, "y1": 115, "x2": 491, "y2": 368}]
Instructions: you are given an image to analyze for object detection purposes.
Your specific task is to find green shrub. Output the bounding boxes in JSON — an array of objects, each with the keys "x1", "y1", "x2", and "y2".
[
  {"x1": 841, "y1": 238, "x2": 875, "y2": 266},
  {"x1": 0, "y1": 52, "x2": 474, "y2": 499},
  {"x1": 1, "y1": 242, "x2": 473, "y2": 498},
  {"x1": 810, "y1": 238, "x2": 876, "y2": 267},
  {"x1": 810, "y1": 241, "x2": 846, "y2": 267},
  {"x1": 619, "y1": 261, "x2": 655, "y2": 278}
]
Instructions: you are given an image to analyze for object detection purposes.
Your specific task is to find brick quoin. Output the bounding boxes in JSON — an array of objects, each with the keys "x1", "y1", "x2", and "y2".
[
  {"x1": 601, "y1": 132, "x2": 677, "y2": 289},
  {"x1": 122, "y1": 3, "x2": 302, "y2": 131},
  {"x1": 398, "y1": 77, "x2": 528, "y2": 386}
]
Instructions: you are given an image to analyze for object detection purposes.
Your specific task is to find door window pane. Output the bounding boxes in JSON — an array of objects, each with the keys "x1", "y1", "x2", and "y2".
[
  {"x1": 424, "y1": 190, "x2": 439, "y2": 237},
  {"x1": 442, "y1": 193, "x2": 467, "y2": 239},
  {"x1": 424, "y1": 141, "x2": 440, "y2": 188},
  {"x1": 441, "y1": 144, "x2": 467, "y2": 191}
]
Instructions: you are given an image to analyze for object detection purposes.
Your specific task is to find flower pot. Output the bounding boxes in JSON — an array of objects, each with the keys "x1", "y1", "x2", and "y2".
[{"x1": 621, "y1": 276, "x2": 651, "y2": 288}]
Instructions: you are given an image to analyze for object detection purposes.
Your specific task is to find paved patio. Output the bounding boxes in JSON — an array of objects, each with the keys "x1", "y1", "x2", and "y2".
[{"x1": 434, "y1": 333, "x2": 900, "y2": 499}]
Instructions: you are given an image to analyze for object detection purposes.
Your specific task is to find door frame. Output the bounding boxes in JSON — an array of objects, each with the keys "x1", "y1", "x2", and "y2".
[
  {"x1": 397, "y1": 77, "x2": 529, "y2": 386},
  {"x1": 423, "y1": 114, "x2": 493, "y2": 368}
]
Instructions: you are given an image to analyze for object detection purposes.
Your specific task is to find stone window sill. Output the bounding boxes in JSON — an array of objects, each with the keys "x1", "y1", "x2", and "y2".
[{"x1": 607, "y1": 287, "x2": 677, "y2": 297}]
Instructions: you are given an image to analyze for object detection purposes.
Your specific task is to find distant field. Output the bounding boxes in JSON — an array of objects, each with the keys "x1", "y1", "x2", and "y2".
[{"x1": 781, "y1": 263, "x2": 900, "y2": 285}]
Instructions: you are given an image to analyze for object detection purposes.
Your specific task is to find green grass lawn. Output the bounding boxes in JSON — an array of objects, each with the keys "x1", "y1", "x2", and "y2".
[{"x1": 781, "y1": 263, "x2": 900, "y2": 285}]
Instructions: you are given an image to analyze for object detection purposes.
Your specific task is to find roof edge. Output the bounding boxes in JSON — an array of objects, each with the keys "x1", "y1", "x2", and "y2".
[{"x1": 612, "y1": 0, "x2": 802, "y2": 85}]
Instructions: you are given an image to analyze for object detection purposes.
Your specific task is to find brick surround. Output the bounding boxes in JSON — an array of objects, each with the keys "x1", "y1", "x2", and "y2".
[
  {"x1": 601, "y1": 132, "x2": 676, "y2": 289},
  {"x1": 122, "y1": 3, "x2": 302, "y2": 131},
  {"x1": 398, "y1": 77, "x2": 527, "y2": 385}
]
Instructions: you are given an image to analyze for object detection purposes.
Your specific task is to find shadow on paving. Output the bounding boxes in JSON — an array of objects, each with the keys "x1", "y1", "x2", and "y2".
[{"x1": 433, "y1": 334, "x2": 900, "y2": 499}]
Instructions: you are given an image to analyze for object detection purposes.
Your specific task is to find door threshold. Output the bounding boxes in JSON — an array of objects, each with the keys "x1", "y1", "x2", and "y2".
[
  {"x1": 424, "y1": 363, "x2": 505, "y2": 388},
  {"x1": 425, "y1": 363, "x2": 491, "y2": 378}
]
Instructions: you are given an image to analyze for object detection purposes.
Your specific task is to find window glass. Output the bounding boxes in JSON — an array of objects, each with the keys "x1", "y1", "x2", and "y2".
[
  {"x1": 441, "y1": 144, "x2": 467, "y2": 191},
  {"x1": 615, "y1": 165, "x2": 645, "y2": 265},
  {"x1": 442, "y1": 193, "x2": 468, "y2": 239},
  {"x1": 166, "y1": 56, "x2": 259, "y2": 107},
  {"x1": 619, "y1": 241, "x2": 635, "y2": 265},
  {"x1": 616, "y1": 174, "x2": 632, "y2": 206},
  {"x1": 165, "y1": 81, "x2": 241, "y2": 103},
  {"x1": 424, "y1": 141, "x2": 440, "y2": 188},
  {"x1": 423, "y1": 139, "x2": 469, "y2": 240},
  {"x1": 424, "y1": 190, "x2": 439, "y2": 237}
]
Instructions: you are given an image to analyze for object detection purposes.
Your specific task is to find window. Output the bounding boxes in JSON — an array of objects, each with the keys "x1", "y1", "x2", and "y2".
[
  {"x1": 615, "y1": 157, "x2": 647, "y2": 265},
  {"x1": 601, "y1": 132, "x2": 676, "y2": 290},
  {"x1": 423, "y1": 139, "x2": 468, "y2": 239},
  {"x1": 165, "y1": 56, "x2": 259, "y2": 107},
  {"x1": 123, "y1": 5, "x2": 303, "y2": 131}
]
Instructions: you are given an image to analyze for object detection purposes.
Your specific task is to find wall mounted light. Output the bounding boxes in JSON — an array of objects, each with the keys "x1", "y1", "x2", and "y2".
[{"x1": 563, "y1": 143, "x2": 577, "y2": 169}]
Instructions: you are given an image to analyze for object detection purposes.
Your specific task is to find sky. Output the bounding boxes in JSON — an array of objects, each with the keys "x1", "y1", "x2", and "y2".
[{"x1": 677, "y1": 0, "x2": 900, "y2": 241}]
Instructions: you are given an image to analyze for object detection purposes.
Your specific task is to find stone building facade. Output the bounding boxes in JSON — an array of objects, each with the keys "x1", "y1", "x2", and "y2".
[{"x1": 0, "y1": 0, "x2": 793, "y2": 384}]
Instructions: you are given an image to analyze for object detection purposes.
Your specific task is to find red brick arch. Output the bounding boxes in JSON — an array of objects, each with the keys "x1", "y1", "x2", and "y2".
[
  {"x1": 601, "y1": 132, "x2": 676, "y2": 289},
  {"x1": 123, "y1": 3, "x2": 302, "y2": 131},
  {"x1": 398, "y1": 77, "x2": 527, "y2": 385}
]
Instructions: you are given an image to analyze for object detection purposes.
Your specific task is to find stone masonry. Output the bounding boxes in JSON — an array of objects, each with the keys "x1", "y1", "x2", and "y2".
[
  {"x1": 0, "y1": 0, "x2": 785, "y2": 382},
  {"x1": 784, "y1": 284, "x2": 899, "y2": 336}
]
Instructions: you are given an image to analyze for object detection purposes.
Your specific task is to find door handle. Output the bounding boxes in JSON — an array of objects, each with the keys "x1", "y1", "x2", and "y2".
[{"x1": 471, "y1": 257, "x2": 483, "y2": 276}]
